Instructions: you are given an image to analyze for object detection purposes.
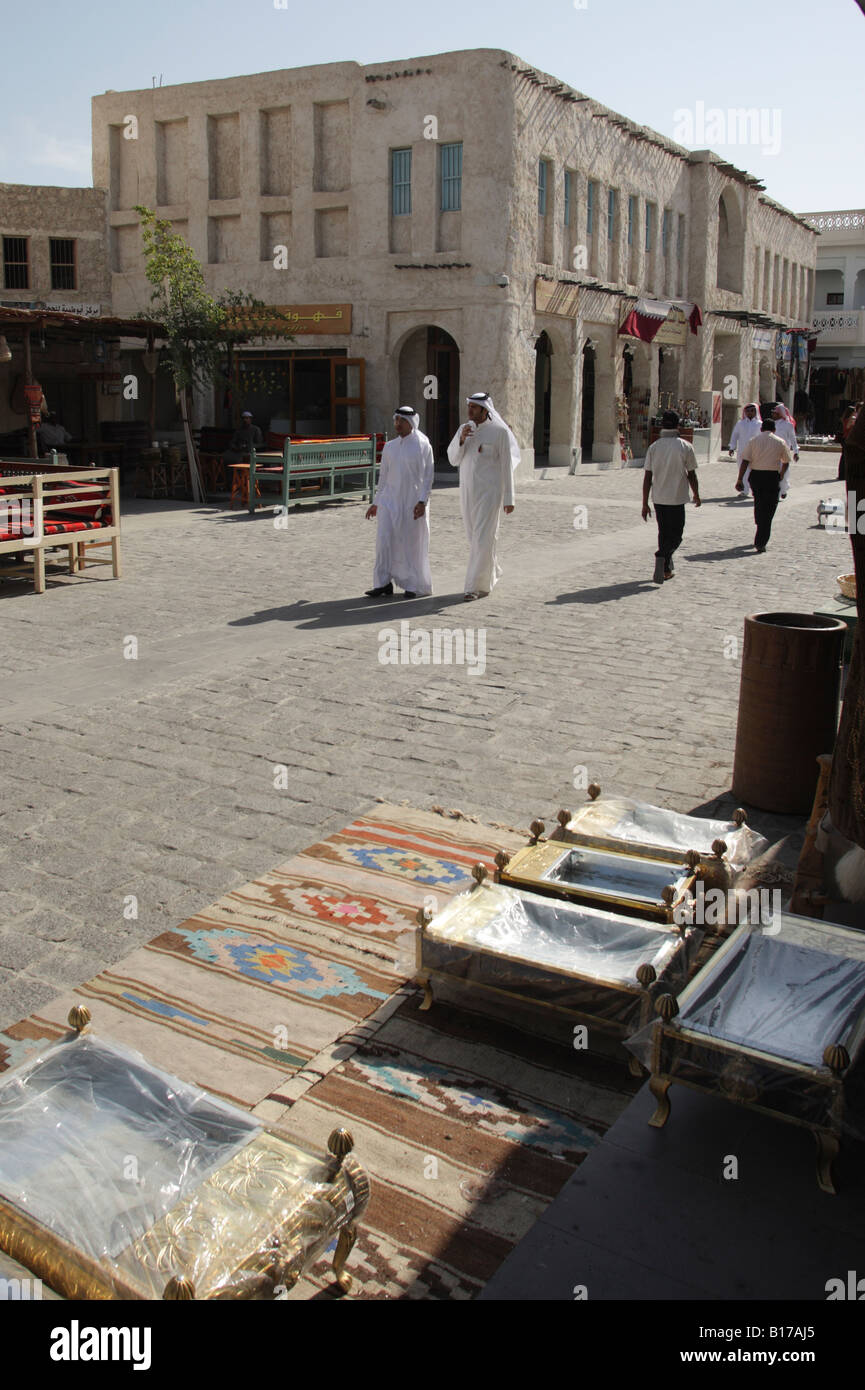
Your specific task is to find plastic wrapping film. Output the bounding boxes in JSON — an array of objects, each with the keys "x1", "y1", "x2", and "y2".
[
  {"x1": 565, "y1": 796, "x2": 768, "y2": 871},
  {"x1": 421, "y1": 883, "x2": 702, "y2": 1031},
  {"x1": 626, "y1": 914, "x2": 865, "y2": 1138},
  {"x1": 0, "y1": 1034, "x2": 360, "y2": 1299}
]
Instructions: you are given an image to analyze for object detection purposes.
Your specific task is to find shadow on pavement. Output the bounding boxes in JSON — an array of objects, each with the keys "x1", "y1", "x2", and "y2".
[
  {"x1": 230, "y1": 592, "x2": 469, "y2": 631},
  {"x1": 548, "y1": 580, "x2": 658, "y2": 604},
  {"x1": 683, "y1": 544, "x2": 754, "y2": 562}
]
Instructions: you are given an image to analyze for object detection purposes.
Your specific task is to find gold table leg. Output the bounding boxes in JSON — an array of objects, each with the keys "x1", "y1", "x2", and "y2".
[
  {"x1": 331, "y1": 1223, "x2": 358, "y2": 1294},
  {"x1": 815, "y1": 1130, "x2": 840, "y2": 1195},
  {"x1": 648, "y1": 1076, "x2": 673, "y2": 1127}
]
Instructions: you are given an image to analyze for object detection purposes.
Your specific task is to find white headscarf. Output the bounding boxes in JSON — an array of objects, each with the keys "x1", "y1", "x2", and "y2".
[
  {"x1": 466, "y1": 393, "x2": 520, "y2": 469},
  {"x1": 394, "y1": 405, "x2": 420, "y2": 430}
]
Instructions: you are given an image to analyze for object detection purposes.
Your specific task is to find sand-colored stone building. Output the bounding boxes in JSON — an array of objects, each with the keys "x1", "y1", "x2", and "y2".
[
  {"x1": 0, "y1": 184, "x2": 111, "y2": 437},
  {"x1": 92, "y1": 49, "x2": 818, "y2": 465}
]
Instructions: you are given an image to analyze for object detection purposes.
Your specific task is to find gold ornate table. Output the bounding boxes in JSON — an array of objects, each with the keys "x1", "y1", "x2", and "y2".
[
  {"x1": 0, "y1": 1010, "x2": 369, "y2": 1299},
  {"x1": 416, "y1": 866, "x2": 700, "y2": 1071},
  {"x1": 629, "y1": 916, "x2": 865, "y2": 1193},
  {"x1": 494, "y1": 836, "x2": 697, "y2": 925},
  {"x1": 549, "y1": 782, "x2": 768, "y2": 880}
]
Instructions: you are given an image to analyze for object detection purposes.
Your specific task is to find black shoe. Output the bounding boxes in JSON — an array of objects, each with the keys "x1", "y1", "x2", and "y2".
[
  {"x1": 403, "y1": 591, "x2": 417, "y2": 599},
  {"x1": 653, "y1": 554, "x2": 666, "y2": 585},
  {"x1": 365, "y1": 583, "x2": 394, "y2": 597},
  {"x1": 755, "y1": 545, "x2": 766, "y2": 554}
]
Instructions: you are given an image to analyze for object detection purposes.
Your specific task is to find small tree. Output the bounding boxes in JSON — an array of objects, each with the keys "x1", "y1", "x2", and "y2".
[{"x1": 135, "y1": 207, "x2": 293, "y2": 501}]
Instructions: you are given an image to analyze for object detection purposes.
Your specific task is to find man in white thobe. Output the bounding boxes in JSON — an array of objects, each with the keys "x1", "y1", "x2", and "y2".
[
  {"x1": 727, "y1": 403, "x2": 761, "y2": 499},
  {"x1": 772, "y1": 405, "x2": 799, "y2": 497},
  {"x1": 447, "y1": 392, "x2": 518, "y2": 600},
  {"x1": 365, "y1": 406, "x2": 433, "y2": 598}
]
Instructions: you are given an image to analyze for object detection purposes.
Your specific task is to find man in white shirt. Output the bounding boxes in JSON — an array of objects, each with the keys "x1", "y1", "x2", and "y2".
[
  {"x1": 641, "y1": 410, "x2": 701, "y2": 583},
  {"x1": 365, "y1": 406, "x2": 434, "y2": 598},
  {"x1": 727, "y1": 403, "x2": 761, "y2": 499},
  {"x1": 736, "y1": 419, "x2": 790, "y2": 552},
  {"x1": 447, "y1": 392, "x2": 518, "y2": 600}
]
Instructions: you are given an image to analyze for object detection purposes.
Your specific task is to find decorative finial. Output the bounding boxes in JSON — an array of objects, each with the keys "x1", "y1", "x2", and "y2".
[
  {"x1": 163, "y1": 1276, "x2": 195, "y2": 1300},
  {"x1": 557, "y1": 809, "x2": 572, "y2": 828},
  {"x1": 587, "y1": 782, "x2": 601, "y2": 801},
  {"x1": 471, "y1": 863, "x2": 488, "y2": 886},
  {"x1": 528, "y1": 819, "x2": 545, "y2": 845},
  {"x1": 656, "y1": 994, "x2": 679, "y2": 1021},
  {"x1": 636, "y1": 963, "x2": 657, "y2": 988},
  {"x1": 68, "y1": 1005, "x2": 91, "y2": 1034},
  {"x1": 328, "y1": 1128, "x2": 355, "y2": 1163}
]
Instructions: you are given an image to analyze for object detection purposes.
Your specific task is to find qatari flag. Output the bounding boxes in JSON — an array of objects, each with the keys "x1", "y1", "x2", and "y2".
[
  {"x1": 618, "y1": 300, "x2": 670, "y2": 342},
  {"x1": 619, "y1": 299, "x2": 703, "y2": 341}
]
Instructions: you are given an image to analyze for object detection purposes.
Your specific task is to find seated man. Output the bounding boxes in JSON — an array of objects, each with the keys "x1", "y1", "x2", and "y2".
[
  {"x1": 38, "y1": 412, "x2": 72, "y2": 452},
  {"x1": 223, "y1": 411, "x2": 263, "y2": 467}
]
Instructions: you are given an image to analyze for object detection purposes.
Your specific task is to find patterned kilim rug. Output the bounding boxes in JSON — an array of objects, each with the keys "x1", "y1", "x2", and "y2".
[{"x1": 0, "y1": 803, "x2": 639, "y2": 1299}]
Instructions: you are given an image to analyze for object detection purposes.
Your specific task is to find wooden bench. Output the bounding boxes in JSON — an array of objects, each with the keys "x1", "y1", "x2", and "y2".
[
  {"x1": 0, "y1": 466, "x2": 121, "y2": 594},
  {"x1": 248, "y1": 435, "x2": 380, "y2": 514}
]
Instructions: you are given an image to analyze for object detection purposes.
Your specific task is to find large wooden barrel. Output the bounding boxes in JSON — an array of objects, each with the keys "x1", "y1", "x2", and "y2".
[{"x1": 731, "y1": 612, "x2": 847, "y2": 813}]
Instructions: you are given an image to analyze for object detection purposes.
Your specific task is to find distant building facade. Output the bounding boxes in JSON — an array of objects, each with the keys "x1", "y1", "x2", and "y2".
[
  {"x1": 800, "y1": 209, "x2": 865, "y2": 434},
  {"x1": 0, "y1": 184, "x2": 111, "y2": 437},
  {"x1": 92, "y1": 49, "x2": 817, "y2": 465}
]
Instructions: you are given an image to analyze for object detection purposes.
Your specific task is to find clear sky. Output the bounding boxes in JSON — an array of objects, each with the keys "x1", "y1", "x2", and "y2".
[{"x1": 1, "y1": 0, "x2": 862, "y2": 215}]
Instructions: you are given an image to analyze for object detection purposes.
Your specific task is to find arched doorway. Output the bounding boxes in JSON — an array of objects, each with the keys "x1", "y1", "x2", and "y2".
[
  {"x1": 533, "y1": 331, "x2": 552, "y2": 457},
  {"x1": 398, "y1": 326, "x2": 460, "y2": 460},
  {"x1": 580, "y1": 343, "x2": 595, "y2": 457}
]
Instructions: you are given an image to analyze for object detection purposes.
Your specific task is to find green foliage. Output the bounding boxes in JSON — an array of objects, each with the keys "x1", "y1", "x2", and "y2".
[{"x1": 134, "y1": 207, "x2": 294, "y2": 393}]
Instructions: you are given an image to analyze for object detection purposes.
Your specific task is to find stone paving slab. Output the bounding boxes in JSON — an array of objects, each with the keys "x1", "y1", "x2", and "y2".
[{"x1": 0, "y1": 454, "x2": 850, "y2": 1028}]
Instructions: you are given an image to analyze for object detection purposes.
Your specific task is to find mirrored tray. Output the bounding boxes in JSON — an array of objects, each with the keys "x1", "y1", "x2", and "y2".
[{"x1": 495, "y1": 839, "x2": 696, "y2": 924}]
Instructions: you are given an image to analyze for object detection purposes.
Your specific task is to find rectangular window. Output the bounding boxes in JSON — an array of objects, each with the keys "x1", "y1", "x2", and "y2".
[
  {"x1": 627, "y1": 196, "x2": 636, "y2": 247},
  {"x1": 49, "y1": 237, "x2": 76, "y2": 290},
  {"x1": 677, "y1": 214, "x2": 685, "y2": 259},
  {"x1": 662, "y1": 209, "x2": 671, "y2": 255},
  {"x1": 826, "y1": 291, "x2": 843, "y2": 305},
  {"x1": 586, "y1": 180, "x2": 596, "y2": 235},
  {"x1": 3, "y1": 236, "x2": 29, "y2": 290},
  {"x1": 608, "y1": 189, "x2": 616, "y2": 241},
  {"x1": 645, "y1": 202, "x2": 654, "y2": 252},
  {"x1": 563, "y1": 170, "x2": 572, "y2": 227},
  {"x1": 391, "y1": 149, "x2": 412, "y2": 216},
  {"x1": 440, "y1": 142, "x2": 462, "y2": 212},
  {"x1": 538, "y1": 159, "x2": 548, "y2": 217}
]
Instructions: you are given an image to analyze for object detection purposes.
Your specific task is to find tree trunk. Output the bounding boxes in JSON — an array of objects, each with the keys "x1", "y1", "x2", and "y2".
[{"x1": 180, "y1": 386, "x2": 205, "y2": 503}]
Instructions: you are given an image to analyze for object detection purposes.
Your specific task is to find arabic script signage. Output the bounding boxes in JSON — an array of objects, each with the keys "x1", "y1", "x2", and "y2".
[{"x1": 230, "y1": 304, "x2": 352, "y2": 335}]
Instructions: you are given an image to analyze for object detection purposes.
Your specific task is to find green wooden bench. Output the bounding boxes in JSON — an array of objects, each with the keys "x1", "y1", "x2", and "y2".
[{"x1": 248, "y1": 436, "x2": 378, "y2": 514}]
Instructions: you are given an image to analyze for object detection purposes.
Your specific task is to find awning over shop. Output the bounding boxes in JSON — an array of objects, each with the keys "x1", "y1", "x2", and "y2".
[{"x1": 618, "y1": 298, "x2": 703, "y2": 344}]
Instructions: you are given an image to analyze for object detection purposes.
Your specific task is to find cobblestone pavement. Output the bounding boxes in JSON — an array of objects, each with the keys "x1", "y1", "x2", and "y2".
[{"x1": 0, "y1": 451, "x2": 849, "y2": 1027}]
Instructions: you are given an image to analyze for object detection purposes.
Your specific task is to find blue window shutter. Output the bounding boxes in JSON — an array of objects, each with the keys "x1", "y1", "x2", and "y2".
[
  {"x1": 441, "y1": 142, "x2": 462, "y2": 212},
  {"x1": 628, "y1": 196, "x2": 635, "y2": 246},
  {"x1": 538, "y1": 160, "x2": 547, "y2": 216},
  {"x1": 607, "y1": 189, "x2": 615, "y2": 240},
  {"x1": 587, "y1": 181, "x2": 595, "y2": 236},
  {"x1": 391, "y1": 149, "x2": 412, "y2": 216},
  {"x1": 563, "y1": 170, "x2": 571, "y2": 226}
]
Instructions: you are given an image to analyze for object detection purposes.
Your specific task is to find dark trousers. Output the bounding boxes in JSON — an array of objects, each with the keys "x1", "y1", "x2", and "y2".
[
  {"x1": 654, "y1": 504, "x2": 686, "y2": 564},
  {"x1": 750, "y1": 470, "x2": 780, "y2": 548}
]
